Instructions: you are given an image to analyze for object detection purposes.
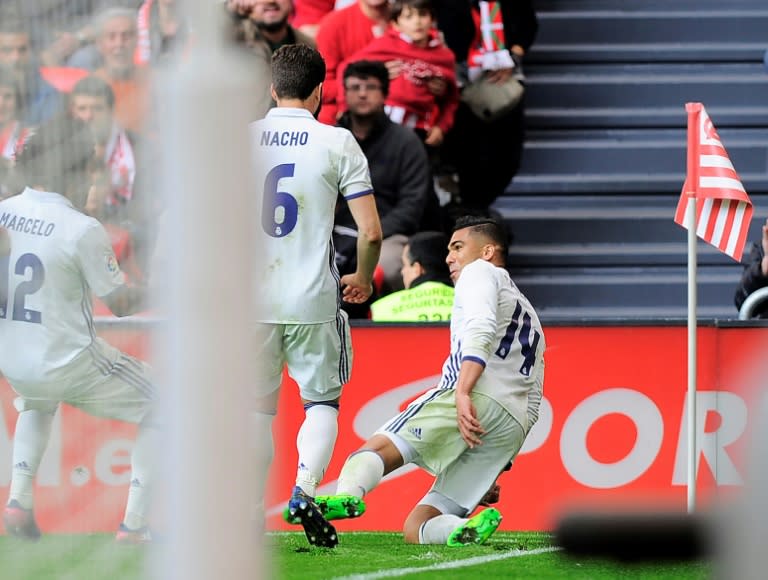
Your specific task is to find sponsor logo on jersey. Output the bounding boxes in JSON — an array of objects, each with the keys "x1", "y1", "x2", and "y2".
[{"x1": 107, "y1": 255, "x2": 119, "y2": 274}]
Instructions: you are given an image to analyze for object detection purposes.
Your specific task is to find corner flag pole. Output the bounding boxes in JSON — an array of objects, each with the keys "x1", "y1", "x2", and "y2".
[{"x1": 685, "y1": 102, "x2": 702, "y2": 513}]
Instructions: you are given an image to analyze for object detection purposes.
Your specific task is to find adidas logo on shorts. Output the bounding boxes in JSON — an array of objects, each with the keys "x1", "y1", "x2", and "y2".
[{"x1": 408, "y1": 426, "x2": 423, "y2": 440}]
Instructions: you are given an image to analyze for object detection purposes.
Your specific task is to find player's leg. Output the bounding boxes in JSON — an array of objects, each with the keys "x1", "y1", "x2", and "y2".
[
  {"x1": 317, "y1": 433, "x2": 405, "y2": 520},
  {"x1": 323, "y1": 388, "x2": 461, "y2": 520},
  {"x1": 252, "y1": 323, "x2": 285, "y2": 530},
  {"x1": 406, "y1": 394, "x2": 523, "y2": 546},
  {"x1": 282, "y1": 315, "x2": 352, "y2": 547},
  {"x1": 66, "y1": 343, "x2": 158, "y2": 543},
  {"x1": 3, "y1": 399, "x2": 58, "y2": 540},
  {"x1": 284, "y1": 316, "x2": 351, "y2": 501}
]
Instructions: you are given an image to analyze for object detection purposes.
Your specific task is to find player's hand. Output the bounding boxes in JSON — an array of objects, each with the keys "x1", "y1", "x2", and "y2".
[
  {"x1": 456, "y1": 392, "x2": 485, "y2": 448},
  {"x1": 340, "y1": 273, "x2": 373, "y2": 304},
  {"x1": 479, "y1": 483, "x2": 501, "y2": 506}
]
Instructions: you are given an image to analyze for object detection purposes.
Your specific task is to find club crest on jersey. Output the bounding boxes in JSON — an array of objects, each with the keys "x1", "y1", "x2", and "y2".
[{"x1": 106, "y1": 255, "x2": 119, "y2": 274}]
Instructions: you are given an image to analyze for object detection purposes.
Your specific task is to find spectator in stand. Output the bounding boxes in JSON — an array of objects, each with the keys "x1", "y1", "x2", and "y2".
[
  {"x1": 8, "y1": 1, "x2": 138, "y2": 69},
  {"x1": 0, "y1": 65, "x2": 33, "y2": 198},
  {"x1": 235, "y1": 0, "x2": 315, "y2": 55},
  {"x1": 90, "y1": 7, "x2": 152, "y2": 135},
  {"x1": 335, "y1": 60, "x2": 433, "y2": 303},
  {"x1": 441, "y1": 0, "x2": 537, "y2": 212},
  {"x1": 338, "y1": 0, "x2": 458, "y2": 150},
  {"x1": 735, "y1": 218, "x2": 768, "y2": 319},
  {"x1": 225, "y1": 0, "x2": 314, "y2": 118},
  {"x1": 134, "y1": 0, "x2": 191, "y2": 67},
  {"x1": 314, "y1": 0, "x2": 391, "y2": 125},
  {"x1": 370, "y1": 231, "x2": 454, "y2": 322},
  {"x1": 68, "y1": 75, "x2": 153, "y2": 282},
  {"x1": 0, "y1": 15, "x2": 65, "y2": 126}
]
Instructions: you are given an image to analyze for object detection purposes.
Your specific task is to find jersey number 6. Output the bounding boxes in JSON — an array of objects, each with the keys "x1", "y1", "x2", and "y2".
[{"x1": 262, "y1": 163, "x2": 298, "y2": 238}]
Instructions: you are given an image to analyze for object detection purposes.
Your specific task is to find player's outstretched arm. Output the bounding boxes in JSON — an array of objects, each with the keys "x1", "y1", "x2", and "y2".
[{"x1": 101, "y1": 285, "x2": 149, "y2": 317}]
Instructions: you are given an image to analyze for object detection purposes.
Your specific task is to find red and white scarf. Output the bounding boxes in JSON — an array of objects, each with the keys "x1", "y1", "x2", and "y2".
[
  {"x1": 0, "y1": 121, "x2": 31, "y2": 161},
  {"x1": 104, "y1": 124, "x2": 136, "y2": 206},
  {"x1": 467, "y1": 1, "x2": 514, "y2": 81},
  {"x1": 135, "y1": 0, "x2": 154, "y2": 65}
]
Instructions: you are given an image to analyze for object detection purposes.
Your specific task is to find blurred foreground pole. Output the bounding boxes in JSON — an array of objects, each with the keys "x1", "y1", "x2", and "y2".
[{"x1": 153, "y1": 2, "x2": 264, "y2": 578}]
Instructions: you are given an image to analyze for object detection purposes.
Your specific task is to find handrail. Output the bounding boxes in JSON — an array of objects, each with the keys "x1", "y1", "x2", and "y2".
[{"x1": 738, "y1": 286, "x2": 768, "y2": 320}]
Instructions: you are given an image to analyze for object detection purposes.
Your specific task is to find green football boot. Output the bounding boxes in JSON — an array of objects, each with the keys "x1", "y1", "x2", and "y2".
[
  {"x1": 446, "y1": 508, "x2": 502, "y2": 547},
  {"x1": 283, "y1": 494, "x2": 366, "y2": 524}
]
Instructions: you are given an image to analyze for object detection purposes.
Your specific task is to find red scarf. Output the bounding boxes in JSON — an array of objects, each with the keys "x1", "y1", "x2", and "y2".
[
  {"x1": 0, "y1": 121, "x2": 31, "y2": 161},
  {"x1": 104, "y1": 124, "x2": 136, "y2": 206}
]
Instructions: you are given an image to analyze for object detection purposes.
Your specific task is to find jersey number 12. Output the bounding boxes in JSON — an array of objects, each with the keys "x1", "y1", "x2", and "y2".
[{"x1": 0, "y1": 253, "x2": 44, "y2": 323}]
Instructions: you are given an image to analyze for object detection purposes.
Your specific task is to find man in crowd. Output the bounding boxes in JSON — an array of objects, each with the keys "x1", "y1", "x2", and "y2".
[
  {"x1": 370, "y1": 230, "x2": 454, "y2": 322},
  {"x1": 335, "y1": 59, "x2": 433, "y2": 302}
]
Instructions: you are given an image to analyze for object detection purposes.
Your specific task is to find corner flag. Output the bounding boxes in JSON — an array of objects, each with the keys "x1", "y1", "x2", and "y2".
[{"x1": 674, "y1": 103, "x2": 753, "y2": 261}]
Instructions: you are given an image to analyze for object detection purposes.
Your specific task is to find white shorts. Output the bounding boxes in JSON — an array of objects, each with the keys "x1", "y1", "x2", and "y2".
[
  {"x1": 255, "y1": 310, "x2": 352, "y2": 402},
  {"x1": 11, "y1": 338, "x2": 156, "y2": 424},
  {"x1": 377, "y1": 388, "x2": 525, "y2": 516}
]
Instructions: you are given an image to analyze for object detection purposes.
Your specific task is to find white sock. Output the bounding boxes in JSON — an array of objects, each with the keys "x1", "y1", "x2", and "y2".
[
  {"x1": 252, "y1": 411, "x2": 275, "y2": 515},
  {"x1": 419, "y1": 514, "x2": 466, "y2": 544},
  {"x1": 295, "y1": 404, "x2": 338, "y2": 497},
  {"x1": 336, "y1": 450, "x2": 385, "y2": 498},
  {"x1": 9, "y1": 410, "x2": 55, "y2": 509},
  {"x1": 123, "y1": 424, "x2": 158, "y2": 531}
]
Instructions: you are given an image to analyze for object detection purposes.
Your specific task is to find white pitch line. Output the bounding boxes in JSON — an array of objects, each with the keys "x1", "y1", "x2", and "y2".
[{"x1": 331, "y1": 546, "x2": 562, "y2": 580}]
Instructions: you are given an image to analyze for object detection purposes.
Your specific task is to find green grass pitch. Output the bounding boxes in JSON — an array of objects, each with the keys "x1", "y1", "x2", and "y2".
[{"x1": 0, "y1": 532, "x2": 712, "y2": 579}]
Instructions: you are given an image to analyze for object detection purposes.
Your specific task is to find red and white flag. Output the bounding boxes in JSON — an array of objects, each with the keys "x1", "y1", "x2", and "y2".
[{"x1": 674, "y1": 103, "x2": 753, "y2": 261}]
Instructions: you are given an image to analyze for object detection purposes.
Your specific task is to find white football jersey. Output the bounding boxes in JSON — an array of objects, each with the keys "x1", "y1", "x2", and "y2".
[
  {"x1": 250, "y1": 108, "x2": 373, "y2": 323},
  {"x1": 0, "y1": 188, "x2": 125, "y2": 385},
  {"x1": 437, "y1": 259, "x2": 546, "y2": 433}
]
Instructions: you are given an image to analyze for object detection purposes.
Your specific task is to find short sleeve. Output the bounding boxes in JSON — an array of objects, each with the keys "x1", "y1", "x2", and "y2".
[
  {"x1": 338, "y1": 130, "x2": 374, "y2": 201},
  {"x1": 76, "y1": 221, "x2": 126, "y2": 298}
]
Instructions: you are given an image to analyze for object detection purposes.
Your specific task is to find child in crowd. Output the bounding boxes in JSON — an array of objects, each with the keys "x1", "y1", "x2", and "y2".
[{"x1": 337, "y1": 0, "x2": 458, "y2": 148}]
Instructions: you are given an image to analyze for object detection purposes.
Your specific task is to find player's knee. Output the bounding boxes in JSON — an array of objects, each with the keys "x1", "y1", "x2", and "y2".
[{"x1": 402, "y1": 517, "x2": 422, "y2": 544}]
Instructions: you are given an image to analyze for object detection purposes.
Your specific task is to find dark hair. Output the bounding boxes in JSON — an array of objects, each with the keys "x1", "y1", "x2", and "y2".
[
  {"x1": 407, "y1": 231, "x2": 449, "y2": 273},
  {"x1": 343, "y1": 60, "x2": 390, "y2": 98},
  {"x1": 14, "y1": 116, "x2": 96, "y2": 193},
  {"x1": 390, "y1": 0, "x2": 435, "y2": 22},
  {"x1": 452, "y1": 215, "x2": 509, "y2": 259},
  {"x1": 271, "y1": 44, "x2": 326, "y2": 101},
  {"x1": 70, "y1": 75, "x2": 116, "y2": 109}
]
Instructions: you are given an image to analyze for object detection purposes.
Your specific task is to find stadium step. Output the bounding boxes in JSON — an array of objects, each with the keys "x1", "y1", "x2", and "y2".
[
  {"x1": 523, "y1": 63, "x2": 768, "y2": 130},
  {"x1": 507, "y1": 128, "x2": 768, "y2": 195},
  {"x1": 511, "y1": 265, "x2": 744, "y2": 321},
  {"x1": 529, "y1": 8, "x2": 768, "y2": 64}
]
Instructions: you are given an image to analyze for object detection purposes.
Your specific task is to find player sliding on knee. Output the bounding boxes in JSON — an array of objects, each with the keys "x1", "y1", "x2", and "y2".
[{"x1": 322, "y1": 216, "x2": 546, "y2": 547}]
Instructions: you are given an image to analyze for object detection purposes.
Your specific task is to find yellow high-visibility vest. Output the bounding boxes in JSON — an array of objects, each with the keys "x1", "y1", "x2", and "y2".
[{"x1": 370, "y1": 281, "x2": 454, "y2": 322}]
